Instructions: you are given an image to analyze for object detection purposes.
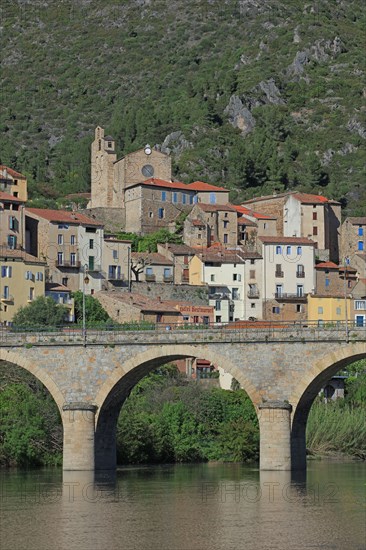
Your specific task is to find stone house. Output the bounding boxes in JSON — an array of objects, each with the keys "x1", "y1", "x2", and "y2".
[
  {"x1": 258, "y1": 236, "x2": 315, "y2": 321},
  {"x1": 340, "y1": 217, "x2": 366, "y2": 260},
  {"x1": 95, "y1": 291, "x2": 214, "y2": 325},
  {"x1": 0, "y1": 165, "x2": 28, "y2": 201},
  {"x1": 315, "y1": 261, "x2": 358, "y2": 296},
  {"x1": 25, "y1": 208, "x2": 104, "y2": 294},
  {"x1": 0, "y1": 249, "x2": 46, "y2": 325},
  {"x1": 243, "y1": 191, "x2": 341, "y2": 262},
  {"x1": 156, "y1": 243, "x2": 196, "y2": 284},
  {"x1": 183, "y1": 203, "x2": 238, "y2": 247},
  {"x1": 350, "y1": 278, "x2": 366, "y2": 327}
]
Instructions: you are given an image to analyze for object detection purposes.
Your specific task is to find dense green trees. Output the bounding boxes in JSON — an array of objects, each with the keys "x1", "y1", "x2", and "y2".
[{"x1": 12, "y1": 296, "x2": 67, "y2": 329}]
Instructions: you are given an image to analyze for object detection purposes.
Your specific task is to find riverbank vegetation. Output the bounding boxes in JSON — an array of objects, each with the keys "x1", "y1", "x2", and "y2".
[{"x1": 0, "y1": 361, "x2": 365, "y2": 467}]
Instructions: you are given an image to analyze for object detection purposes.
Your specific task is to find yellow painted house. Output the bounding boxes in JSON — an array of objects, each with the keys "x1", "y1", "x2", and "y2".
[
  {"x1": 0, "y1": 250, "x2": 46, "y2": 325},
  {"x1": 307, "y1": 294, "x2": 352, "y2": 325}
]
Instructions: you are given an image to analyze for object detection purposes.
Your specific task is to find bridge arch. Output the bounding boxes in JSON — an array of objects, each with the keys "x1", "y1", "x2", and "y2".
[
  {"x1": 94, "y1": 344, "x2": 261, "y2": 470},
  {"x1": 290, "y1": 342, "x2": 366, "y2": 470},
  {"x1": 0, "y1": 349, "x2": 65, "y2": 413}
]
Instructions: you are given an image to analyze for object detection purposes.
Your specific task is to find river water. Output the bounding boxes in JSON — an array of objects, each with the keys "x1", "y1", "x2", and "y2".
[{"x1": 1, "y1": 461, "x2": 365, "y2": 550}]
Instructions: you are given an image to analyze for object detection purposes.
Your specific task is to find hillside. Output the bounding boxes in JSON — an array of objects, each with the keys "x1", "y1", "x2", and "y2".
[{"x1": 1, "y1": 0, "x2": 365, "y2": 215}]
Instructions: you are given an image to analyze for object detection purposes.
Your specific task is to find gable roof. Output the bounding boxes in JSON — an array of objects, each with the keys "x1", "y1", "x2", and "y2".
[
  {"x1": 243, "y1": 191, "x2": 339, "y2": 206},
  {"x1": 131, "y1": 252, "x2": 173, "y2": 266},
  {"x1": 186, "y1": 181, "x2": 229, "y2": 192},
  {"x1": 259, "y1": 236, "x2": 315, "y2": 245},
  {"x1": 237, "y1": 215, "x2": 257, "y2": 227},
  {"x1": 0, "y1": 165, "x2": 26, "y2": 179},
  {"x1": 0, "y1": 191, "x2": 25, "y2": 203},
  {"x1": 26, "y1": 208, "x2": 103, "y2": 226},
  {"x1": 231, "y1": 204, "x2": 276, "y2": 220},
  {"x1": 134, "y1": 178, "x2": 190, "y2": 191}
]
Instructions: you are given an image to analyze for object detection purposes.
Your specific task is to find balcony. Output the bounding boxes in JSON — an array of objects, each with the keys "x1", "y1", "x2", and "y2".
[
  {"x1": 275, "y1": 292, "x2": 307, "y2": 302},
  {"x1": 163, "y1": 275, "x2": 174, "y2": 283},
  {"x1": 1, "y1": 294, "x2": 14, "y2": 302},
  {"x1": 108, "y1": 273, "x2": 124, "y2": 281},
  {"x1": 56, "y1": 260, "x2": 81, "y2": 269},
  {"x1": 275, "y1": 270, "x2": 284, "y2": 278},
  {"x1": 247, "y1": 290, "x2": 260, "y2": 299},
  {"x1": 145, "y1": 274, "x2": 156, "y2": 282},
  {"x1": 296, "y1": 271, "x2": 305, "y2": 278}
]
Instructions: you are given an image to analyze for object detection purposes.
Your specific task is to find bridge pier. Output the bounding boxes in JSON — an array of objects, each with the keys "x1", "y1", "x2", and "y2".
[
  {"x1": 62, "y1": 403, "x2": 98, "y2": 471},
  {"x1": 258, "y1": 401, "x2": 292, "y2": 470}
]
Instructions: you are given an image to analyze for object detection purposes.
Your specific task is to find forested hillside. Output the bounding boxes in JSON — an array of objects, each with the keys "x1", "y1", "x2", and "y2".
[{"x1": 1, "y1": 0, "x2": 365, "y2": 215}]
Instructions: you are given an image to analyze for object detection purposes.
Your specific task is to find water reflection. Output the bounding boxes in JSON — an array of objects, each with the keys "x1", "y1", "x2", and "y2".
[{"x1": 1, "y1": 462, "x2": 365, "y2": 550}]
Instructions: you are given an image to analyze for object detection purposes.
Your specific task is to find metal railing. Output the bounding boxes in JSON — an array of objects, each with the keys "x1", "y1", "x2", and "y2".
[{"x1": 0, "y1": 320, "x2": 364, "y2": 347}]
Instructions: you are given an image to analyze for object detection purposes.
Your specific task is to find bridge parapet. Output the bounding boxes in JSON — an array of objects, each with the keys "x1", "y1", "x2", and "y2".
[{"x1": 0, "y1": 323, "x2": 365, "y2": 347}]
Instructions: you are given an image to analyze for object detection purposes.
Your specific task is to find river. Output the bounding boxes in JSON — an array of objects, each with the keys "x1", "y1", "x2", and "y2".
[{"x1": 1, "y1": 461, "x2": 365, "y2": 550}]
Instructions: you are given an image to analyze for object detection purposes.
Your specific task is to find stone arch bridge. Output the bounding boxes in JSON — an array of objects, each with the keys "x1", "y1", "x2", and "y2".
[{"x1": 1, "y1": 324, "x2": 365, "y2": 472}]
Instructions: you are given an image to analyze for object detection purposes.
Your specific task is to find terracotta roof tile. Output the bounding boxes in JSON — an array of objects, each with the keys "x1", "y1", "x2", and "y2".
[
  {"x1": 232, "y1": 204, "x2": 276, "y2": 220},
  {"x1": 315, "y1": 262, "x2": 339, "y2": 269},
  {"x1": 139, "y1": 178, "x2": 189, "y2": 191},
  {"x1": 26, "y1": 208, "x2": 103, "y2": 226},
  {"x1": 186, "y1": 181, "x2": 229, "y2": 192},
  {"x1": 259, "y1": 236, "x2": 315, "y2": 245},
  {"x1": 0, "y1": 165, "x2": 26, "y2": 179},
  {"x1": 0, "y1": 191, "x2": 25, "y2": 203}
]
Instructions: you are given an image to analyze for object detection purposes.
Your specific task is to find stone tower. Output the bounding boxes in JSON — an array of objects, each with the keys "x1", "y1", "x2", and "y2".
[{"x1": 90, "y1": 126, "x2": 117, "y2": 208}]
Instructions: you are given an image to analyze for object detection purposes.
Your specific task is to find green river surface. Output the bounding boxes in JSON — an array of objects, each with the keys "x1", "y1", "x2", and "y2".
[{"x1": 1, "y1": 461, "x2": 365, "y2": 550}]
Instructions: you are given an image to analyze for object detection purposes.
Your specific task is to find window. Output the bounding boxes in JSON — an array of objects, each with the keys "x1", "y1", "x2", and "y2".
[
  {"x1": 25, "y1": 270, "x2": 33, "y2": 280},
  {"x1": 29, "y1": 287, "x2": 34, "y2": 301},
  {"x1": 189, "y1": 195, "x2": 194, "y2": 205},
  {"x1": 164, "y1": 268, "x2": 171, "y2": 278},
  {"x1": 297, "y1": 246, "x2": 302, "y2": 255},
  {"x1": 276, "y1": 245, "x2": 282, "y2": 254},
  {"x1": 88, "y1": 256, "x2": 95, "y2": 270},
  {"x1": 108, "y1": 141, "x2": 112, "y2": 148},
  {"x1": 70, "y1": 253, "x2": 76, "y2": 266},
  {"x1": 276, "y1": 284, "x2": 283, "y2": 296},
  {"x1": 355, "y1": 300, "x2": 366, "y2": 310},
  {"x1": 233, "y1": 274, "x2": 241, "y2": 282},
  {"x1": 318, "y1": 307, "x2": 323, "y2": 314},
  {"x1": 263, "y1": 223, "x2": 267, "y2": 229},
  {"x1": 296, "y1": 285, "x2": 304, "y2": 297},
  {"x1": 286, "y1": 246, "x2": 291, "y2": 255},
  {"x1": 210, "y1": 274, "x2": 215, "y2": 282},
  {"x1": 313, "y1": 227, "x2": 318, "y2": 236},
  {"x1": 58, "y1": 224, "x2": 69, "y2": 229},
  {"x1": 57, "y1": 252, "x2": 63, "y2": 265},
  {"x1": 62, "y1": 278, "x2": 68, "y2": 286},
  {"x1": 173, "y1": 192, "x2": 178, "y2": 204},
  {"x1": 146, "y1": 267, "x2": 153, "y2": 275},
  {"x1": 325, "y1": 277, "x2": 330, "y2": 287},
  {"x1": 71, "y1": 235, "x2": 76, "y2": 245},
  {"x1": 296, "y1": 304, "x2": 303, "y2": 313},
  {"x1": 358, "y1": 226, "x2": 363, "y2": 236},
  {"x1": 223, "y1": 220, "x2": 228, "y2": 228},
  {"x1": 336, "y1": 307, "x2": 341, "y2": 315},
  {"x1": 251, "y1": 303, "x2": 256, "y2": 308},
  {"x1": 89, "y1": 239, "x2": 94, "y2": 249},
  {"x1": 250, "y1": 270, "x2": 255, "y2": 279},
  {"x1": 35, "y1": 272, "x2": 43, "y2": 281},
  {"x1": 3, "y1": 286, "x2": 9, "y2": 299},
  {"x1": 7, "y1": 235, "x2": 16, "y2": 249},
  {"x1": 272, "y1": 307, "x2": 280, "y2": 314},
  {"x1": 223, "y1": 234, "x2": 228, "y2": 244},
  {"x1": 149, "y1": 211, "x2": 153, "y2": 218},
  {"x1": 215, "y1": 300, "x2": 221, "y2": 311},
  {"x1": 232, "y1": 288, "x2": 239, "y2": 300},
  {"x1": 182, "y1": 194, "x2": 187, "y2": 205},
  {"x1": 358, "y1": 241, "x2": 364, "y2": 251},
  {"x1": 250, "y1": 259, "x2": 255, "y2": 265},
  {"x1": 158, "y1": 208, "x2": 165, "y2": 219},
  {"x1": 9, "y1": 216, "x2": 16, "y2": 230},
  {"x1": 161, "y1": 191, "x2": 166, "y2": 202},
  {"x1": 58, "y1": 234, "x2": 63, "y2": 245},
  {"x1": 313, "y1": 212, "x2": 317, "y2": 220},
  {"x1": 193, "y1": 195, "x2": 198, "y2": 204},
  {"x1": 209, "y1": 193, "x2": 216, "y2": 205},
  {"x1": 1, "y1": 266, "x2": 12, "y2": 278},
  {"x1": 297, "y1": 264, "x2": 305, "y2": 276}
]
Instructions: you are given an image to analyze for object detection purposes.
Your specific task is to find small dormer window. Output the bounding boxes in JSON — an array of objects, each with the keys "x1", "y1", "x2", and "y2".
[{"x1": 108, "y1": 142, "x2": 112, "y2": 148}]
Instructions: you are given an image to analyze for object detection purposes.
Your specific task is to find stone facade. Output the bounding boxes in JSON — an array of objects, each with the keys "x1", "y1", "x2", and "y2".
[
  {"x1": 340, "y1": 217, "x2": 366, "y2": 261},
  {"x1": 0, "y1": 165, "x2": 28, "y2": 201},
  {"x1": 184, "y1": 203, "x2": 238, "y2": 247}
]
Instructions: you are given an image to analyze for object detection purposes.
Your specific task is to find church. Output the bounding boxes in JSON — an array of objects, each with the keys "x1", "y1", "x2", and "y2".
[{"x1": 88, "y1": 126, "x2": 230, "y2": 234}]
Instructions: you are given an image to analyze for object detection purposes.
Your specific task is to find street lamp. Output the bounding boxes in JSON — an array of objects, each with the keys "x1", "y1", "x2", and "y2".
[
  {"x1": 82, "y1": 264, "x2": 89, "y2": 346},
  {"x1": 344, "y1": 256, "x2": 349, "y2": 341}
]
